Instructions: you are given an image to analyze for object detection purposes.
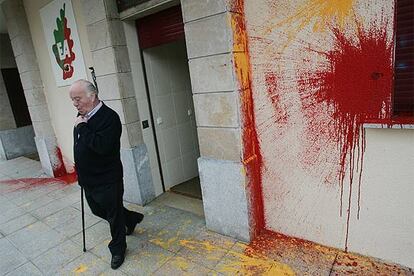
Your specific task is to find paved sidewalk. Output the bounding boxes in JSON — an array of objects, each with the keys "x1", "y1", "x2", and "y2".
[{"x1": 0, "y1": 157, "x2": 413, "y2": 275}]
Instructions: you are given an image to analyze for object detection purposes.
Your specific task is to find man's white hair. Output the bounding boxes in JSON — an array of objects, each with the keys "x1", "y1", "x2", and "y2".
[{"x1": 73, "y1": 79, "x2": 98, "y2": 97}]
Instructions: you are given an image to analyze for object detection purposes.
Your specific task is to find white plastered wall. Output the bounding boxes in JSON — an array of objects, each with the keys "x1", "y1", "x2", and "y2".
[
  {"x1": 347, "y1": 128, "x2": 414, "y2": 267},
  {"x1": 23, "y1": 0, "x2": 93, "y2": 165},
  {"x1": 245, "y1": 0, "x2": 414, "y2": 268}
]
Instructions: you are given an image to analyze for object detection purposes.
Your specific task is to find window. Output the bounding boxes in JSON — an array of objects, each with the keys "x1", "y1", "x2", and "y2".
[{"x1": 394, "y1": 0, "x2": 414, "y2": 116}]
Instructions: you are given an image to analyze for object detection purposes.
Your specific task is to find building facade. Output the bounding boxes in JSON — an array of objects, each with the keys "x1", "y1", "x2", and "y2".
[{"x1": 0, "y1": 0, "x2": 412, "y2": 269}]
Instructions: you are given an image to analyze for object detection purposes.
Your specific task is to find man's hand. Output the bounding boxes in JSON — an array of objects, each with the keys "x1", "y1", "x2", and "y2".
[{"x1": 75, "y1": 116, "x2": 88, "y2": 127}]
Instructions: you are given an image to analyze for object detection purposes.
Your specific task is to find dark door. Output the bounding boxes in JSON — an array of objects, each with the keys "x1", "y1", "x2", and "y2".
[{"x1": 1, "y1": 68, "x2": 31, "y2": 127}]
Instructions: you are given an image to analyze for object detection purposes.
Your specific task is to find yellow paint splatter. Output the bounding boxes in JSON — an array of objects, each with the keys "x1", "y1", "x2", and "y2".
[
  {"x1": 261, "y1": 0, "x2": 355, "y2": 56},
  {"x1": 179, "y1": 239, "x2": 295, "y2": 276},
  {"x1": 150, "y1": 237, "x2": 178, "y2": 249},
  {"x1": 265, "y1": 0, "x2": 355, "y2": 34},
  {"x1": 170, "y1": 256, "x2": 191, "y2": 272},
  {"x1": 74, "y1": 264, "x2": 88, "y2": 273}
]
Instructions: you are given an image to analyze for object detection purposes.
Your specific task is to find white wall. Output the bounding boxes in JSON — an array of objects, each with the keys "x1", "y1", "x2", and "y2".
[
  {"x1": 245, "y1": 0, "x2": 414, "y2": 268},
  {"x1": 23, "y1": 0, "x2": 93, "y2": 165},
  {"x1": 348, "y1": 128, "x2": 414, "y2": 268}
]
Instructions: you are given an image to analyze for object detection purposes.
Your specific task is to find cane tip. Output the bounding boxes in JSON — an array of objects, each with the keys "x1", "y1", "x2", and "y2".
[{"x1": 83, "y1": 248, "x2": 86, "y2": 252}]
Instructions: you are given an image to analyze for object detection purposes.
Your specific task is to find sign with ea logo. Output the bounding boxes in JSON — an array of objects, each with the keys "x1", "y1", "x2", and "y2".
[{"x1": 40, "y1": 0, "x2": 86, "y2": 87}]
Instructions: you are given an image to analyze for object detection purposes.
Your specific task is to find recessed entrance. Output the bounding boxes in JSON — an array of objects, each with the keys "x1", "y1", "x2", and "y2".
[{"x1": 136, "y1": 6, "x2": 201, "y2": 200}]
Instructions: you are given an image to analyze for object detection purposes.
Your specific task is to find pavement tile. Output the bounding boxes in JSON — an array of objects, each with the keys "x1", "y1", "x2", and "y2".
[
  {"x1": 8, "y1": 188, "x2": 48, "y2": 207},
  {"x1": 6, "y1": 221, "x2": 66, "y2": 260},
  {"x1": 155, "y1": 192, "x2": 205, "y2": 217},
  {"x1": 0, "y1": 238, "x2": 28, "y2": 275},
  {"x1": 153, "y1": 255, "x2": 212, "y2": 276},
  {"x1": 0, "y1": 181, "x2": 27, "y2": 194},
  {"x1": 5, "y1": 164, "x2": 44, "y2": 179},
  {"x1": 0, "y1": 173, "x2": 10, "y2": 181},
  {"x1": 89, "y1": 239, "x2": 113, "y2": 263},
  {"x1": 27, "y1": 180, "x2": 67, "y2": 194},
  {"x1": 142, "y1": 205, "x2": 189, "y2": 229},
  {"x1": 32, "y1": 239, "x2": 83, "y2": 276},
  {"x1": 54, "y1": 212, "x2": 100, "y2": 239},
  {"x1": 71, "y1": 221, "x2": 111, "y2": 250},
  {"x1": 119, "y1": 241, "x2": 175, "y2": 276},
  {"x1": 3, "y1": 179, "x2": 63, "y2": 203},
  {"x1": 0, "y1": 213, "x2": 38, "y2": 236},
  {"x1": 0, "y1": 157, "x2": 35, "y2": 174},
  {"x1": 4, "y1": 262, "x2": 43, "y2": 276},
  {"x1": 123, "y1": 205, "x2": 184, "y2": 242},
  {"x1": 177, "y1": 230, "x2": 237, "y2": 270},
  {"x1": 331, "y1": 251, "x2": 414, "y2": 275},
  {"x1": 0, "y1": 196, "x2": 17, "y2": 211},
  {"x1": 91, "y1": 235, "x2": 147, "y2": 263},
  {"x1": 59, "y1": 252, "x2": 110, "y2": 275},
  {"x1": 214, "y1": 242, "x2": 295, "y2": 275},
  {"x1": 19, "y1": 194, "x2": 56, "y2": 212},
  {"x1": 0, "y1": 204, "x2": 26, "y2": 225},
  {"x1": 241, "y1": 231, "x2": 337, "y2": 276},
  {"x1": 47, "y1": 184, "x2": 80, "y2": 200},
  {"x1": 148, "y1": 213, "x2": 205, "y2": 253},
  {"x1": 30, "y1": 192, "x2": 80, "y2": 219},
  {"x1": 43, "y1": 206, "x2": 100, "y2": 238},
  {"x1": 99, "y1": 268, "x2": 128, "y2": 276}
]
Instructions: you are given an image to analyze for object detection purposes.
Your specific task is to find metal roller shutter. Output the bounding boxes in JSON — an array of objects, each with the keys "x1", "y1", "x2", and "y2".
[{"x1": 136, "y1": 5, "x2": 185, "y2": 50}]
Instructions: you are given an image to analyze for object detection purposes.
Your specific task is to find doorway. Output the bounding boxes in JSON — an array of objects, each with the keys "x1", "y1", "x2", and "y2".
[{"x1": 136, "y1": 6, "x2": 201, "y2": 200}]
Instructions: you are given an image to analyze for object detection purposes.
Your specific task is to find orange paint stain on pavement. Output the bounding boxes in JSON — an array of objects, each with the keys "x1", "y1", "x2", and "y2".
[
  {"x1": 74, "y1": 264, "x2": 88, "y2": 273},
  {"x1": 179, "y1": 239, "x2": 295, "y2": 275}
]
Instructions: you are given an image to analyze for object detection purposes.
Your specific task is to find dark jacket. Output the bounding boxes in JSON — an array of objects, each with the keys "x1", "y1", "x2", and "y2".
[{"x1": 73, "y1": 103, "x2": 123, "y2": 188}]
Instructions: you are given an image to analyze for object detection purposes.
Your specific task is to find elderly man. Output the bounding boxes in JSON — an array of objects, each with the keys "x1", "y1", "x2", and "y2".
[{"x1": 70, "y1": 79, "x2": 144, "y2": 269}]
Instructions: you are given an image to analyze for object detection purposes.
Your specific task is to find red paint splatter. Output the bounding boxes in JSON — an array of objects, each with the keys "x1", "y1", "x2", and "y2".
[
  {"x1": 53, "y1": 147, "x2": 68, "y2": 177},
  {"x1": 0, "y1": 172, "x2": 77, "y2": 192},
  {"x1": 56, "y1": 170, "x2": 77, "y2": 184},
  {"x1": 265, "y1": 72, "x2": 289, "y2": 124},
  {"x1": 244, "y1": 230, "x2": 412, "y2": 275},
  {"x1": 232, "y1": 0, "x2": 265, "y2": 238},
  {"x1": 299, "y1": 22, "x2": 393, "y2": 250}
]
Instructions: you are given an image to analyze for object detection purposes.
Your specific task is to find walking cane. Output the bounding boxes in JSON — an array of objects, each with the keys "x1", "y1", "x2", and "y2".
[
  {"x1": 81, "y1": 187, "x2": 86, "y2": 252},
  {"x1": 79, "y1": 67, "x2": 98, "y2": 253}
]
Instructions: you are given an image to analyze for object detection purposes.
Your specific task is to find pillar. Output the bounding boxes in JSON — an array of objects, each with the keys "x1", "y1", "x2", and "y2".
[
  {"x1": 1, "y1": 0, "x2": 67, "y2": 176},
  {"x1": 80, "y1": 0, "x2": 155, "y2": 205},
  {"x1": 182, "y1": 0, "x2": 254, "y2": 241}
]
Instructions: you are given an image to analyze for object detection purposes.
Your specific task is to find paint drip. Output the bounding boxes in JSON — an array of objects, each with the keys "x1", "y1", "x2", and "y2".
[
  {"x1": 231, "y1": 0, "x2": 265, "y2": 237},
  {"x1": 52, "y1": 147, "x2": 68, "y2": 177},
  {"x1": 265, "y1": 72, "x2": 289, "y2": 125},
  {"x1": 298, "y1": 22, "x2": 393, "y2": 250}
]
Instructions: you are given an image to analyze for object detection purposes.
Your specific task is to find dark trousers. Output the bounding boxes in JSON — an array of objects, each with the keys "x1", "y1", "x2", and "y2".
[{"x1": 83, "y1": 181, "x2": 135, "y2": 256}]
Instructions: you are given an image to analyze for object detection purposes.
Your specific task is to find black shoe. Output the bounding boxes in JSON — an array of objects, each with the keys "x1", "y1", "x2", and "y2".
[
  {"x1": 111, "y1": 253, "x2": 125, "y2": 269},
  {"x1": 126, "y1": 213, "x2": 144, "y2": 235}
]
